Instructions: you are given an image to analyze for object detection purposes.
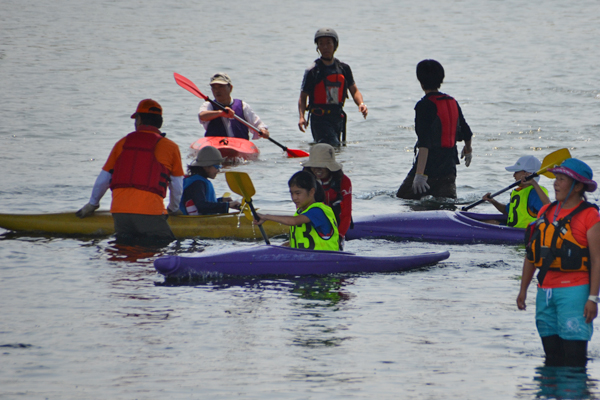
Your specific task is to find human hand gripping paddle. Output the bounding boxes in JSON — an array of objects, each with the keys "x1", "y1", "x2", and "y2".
[
  {"x1": 174, "y1": 73, "x2": 309, "y2": 158},
  {"x1": 461, "y1": 148, "x2": 571, "y2": 211},
  {"x1": 225, "y1": 171, "x2": 270, "y2": 245}
]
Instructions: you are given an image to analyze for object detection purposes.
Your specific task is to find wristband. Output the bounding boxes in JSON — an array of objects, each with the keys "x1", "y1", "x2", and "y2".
[{"x1": 588, "y1": 295, "x2": 599, "y2": 303}]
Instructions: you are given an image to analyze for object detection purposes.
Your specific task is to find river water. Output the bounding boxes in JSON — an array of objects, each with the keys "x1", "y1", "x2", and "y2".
[{"x1": 2, "y1": 0, "x2": 600, "y2": 398}]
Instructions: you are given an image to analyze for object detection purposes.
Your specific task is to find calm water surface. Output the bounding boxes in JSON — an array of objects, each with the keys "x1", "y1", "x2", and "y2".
[{"x1": 1, "y1": 0, "x2": 600, "y2": 398}]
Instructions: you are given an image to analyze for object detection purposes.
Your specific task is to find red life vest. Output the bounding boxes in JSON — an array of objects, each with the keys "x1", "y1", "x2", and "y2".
[
  {"x1": 427, "y1": 94, "x2": 459, "y2": 148},
  {"x1": 310, "y1": 60, "x2": 347, "y2": 107},
  {"x1": 110, "y1": 131, "x2": 170, "y2": 198}
]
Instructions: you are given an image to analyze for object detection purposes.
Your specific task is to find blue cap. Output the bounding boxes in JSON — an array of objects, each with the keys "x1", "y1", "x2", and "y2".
[{"x1": 548, "y1": 158, "x2": 597, "y2": 192}]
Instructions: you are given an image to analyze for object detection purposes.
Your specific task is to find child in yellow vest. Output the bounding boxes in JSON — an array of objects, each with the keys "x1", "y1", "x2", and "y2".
[
  {"x1": 254, "y1": 171, "x2": 339, "y2": 251},
  {"x1": 482, "y1": 155, "x2": 550, "y2": 228}
]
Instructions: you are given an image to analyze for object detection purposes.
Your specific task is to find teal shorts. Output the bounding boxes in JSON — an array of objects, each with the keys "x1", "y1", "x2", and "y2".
[{"x1": 535, "y1": 285, "x2": 593, "y2": 341}]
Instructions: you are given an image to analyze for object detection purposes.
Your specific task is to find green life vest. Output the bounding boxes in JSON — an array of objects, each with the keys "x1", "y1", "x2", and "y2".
[
  {"x1": 290, "y1": 203, "x2": 340, "y2": 251},
  {"x1": 507, "y1": 185, "x2": 549, "y2": 228}
]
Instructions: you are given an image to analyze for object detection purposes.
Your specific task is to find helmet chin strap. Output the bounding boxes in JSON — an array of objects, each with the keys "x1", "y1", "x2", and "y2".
[{"x1": 554, "y1": 181, "x2": 576, "y2": 222}]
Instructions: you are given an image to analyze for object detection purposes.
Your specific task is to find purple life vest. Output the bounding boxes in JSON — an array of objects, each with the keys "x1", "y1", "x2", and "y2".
[{"x1": 205, "y1": 99, "x2": 249, "y2": 140}]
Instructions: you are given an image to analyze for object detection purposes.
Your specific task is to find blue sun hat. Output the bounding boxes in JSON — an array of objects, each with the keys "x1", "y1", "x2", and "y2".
[{"x1": 548, "y1": 158, "x2": 597, "y2": 192}]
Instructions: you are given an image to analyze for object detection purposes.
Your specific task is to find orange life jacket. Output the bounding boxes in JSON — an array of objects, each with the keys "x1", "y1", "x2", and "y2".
[{"x1": 526, "y1": 201, "x2": 598, "y2": 284}]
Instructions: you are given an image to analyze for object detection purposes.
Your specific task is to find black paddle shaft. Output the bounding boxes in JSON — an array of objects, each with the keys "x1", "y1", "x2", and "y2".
[
  {"x1": 209, "y1": 99, "x2": 291, "y2": 152},
  {"x1": 461, "y1": 172, "x2": 539, "y2": 211},
  {"x1": 246, "y1": 200, "x2": 270, "y2": 245}
]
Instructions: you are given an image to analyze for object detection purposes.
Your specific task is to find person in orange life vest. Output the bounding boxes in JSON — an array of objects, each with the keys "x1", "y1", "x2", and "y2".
[
  {"x1": 76, "y1": 99, "x2": 185, "y2": 241},
  {"x1": 198, "y1": 72, "x2": 270, "y2": 140},
  {"x1": 517, "y1": 158, "x2": 600, "y2": 367},
  {"x1": 301, "y1": 143, "x2": 352, "y2": 242},
  {"x1": 481, "y1": 155, "x2": 550, "y2": 228},
  {"x1": 396, "y1": 59, "x2": 473, "y2": 200},
  {"x1": 298, "y1": 28, "x2": 368, "y2": 147},
  {"x1": 179, "y1": 146, "x2": 241, "y2": 215}
]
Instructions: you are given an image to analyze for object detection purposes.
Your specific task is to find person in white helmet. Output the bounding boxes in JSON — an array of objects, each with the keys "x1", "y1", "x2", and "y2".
[{"x1": 298, "y1": 28, "x2": 367, "y2": 147}]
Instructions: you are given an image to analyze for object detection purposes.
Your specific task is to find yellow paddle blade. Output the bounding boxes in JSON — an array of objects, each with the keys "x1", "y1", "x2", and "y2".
[
  {"x1": 225, "y1": 171, "x2": 256, "y2": 201},
  {"x1": 240, "y1": 201, "x2": 254, "y2": 221},
  {"x1": 539, "y1": 148, "x2": 571, "y2": 178}
]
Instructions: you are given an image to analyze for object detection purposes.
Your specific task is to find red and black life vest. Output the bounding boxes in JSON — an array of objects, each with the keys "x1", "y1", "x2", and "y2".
[
  {"x1": 110, "y1": 130, "x2": 170, "y2": 198},
  {"x1": 427, "y1": 94, "x2": 459, "y2": 148},
  {"x1": 310, "y1": 59, "x2": 347, "y2": 109}
]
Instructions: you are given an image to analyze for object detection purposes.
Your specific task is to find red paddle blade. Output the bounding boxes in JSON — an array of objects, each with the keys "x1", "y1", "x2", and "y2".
[
  {"x1": 285, "y1": 148, "x2": 309, "y2": 158},
  {"x1": 174, "y1": 72, "x2": 208, "y2": 100}
]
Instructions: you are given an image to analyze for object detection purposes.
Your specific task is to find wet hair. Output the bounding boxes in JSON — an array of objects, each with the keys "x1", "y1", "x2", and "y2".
[
  {"x1": 289, "y1": 170, "x2": 325, "y2": 200},
  {"x1": 187, "y1": 165, "x2": 210, "y2": 178},
  {"x1": 416, "y1": 59, "x2": 445, "y2": 90},
  {"x1": 139, "y1": 113, "x2": 163, "y2": 128}
]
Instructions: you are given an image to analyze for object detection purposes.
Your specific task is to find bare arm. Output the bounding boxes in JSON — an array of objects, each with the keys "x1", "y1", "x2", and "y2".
[
  {"x1": 415, "y1": 147, "x2": 429, "y2": 176},
  {"x1": 529, "y1": 179, "x2": 551, "y2": 206},
  {"x1": 517, "y1": 258, "x2": 537, "y2": 310},
  {"x1": 348, "y1": 83, "x2": 367, "y2": 118},
  {"x1": 482, "y1": 193, "x2": 508, "y2": 214},
  {"x1": 254, "y1": 212, "x2": 310, "y2": 227},
  {"x1": 584, "y1": 223, "x2": 600, "y2": 323},
  {"x1": 298, "y1": 91, "x2": 309, "y2": 132}
]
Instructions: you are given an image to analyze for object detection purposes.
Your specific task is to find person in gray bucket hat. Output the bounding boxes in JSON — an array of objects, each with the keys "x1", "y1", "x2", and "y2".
[
  {"x1": 179, "y1": 146, "x2": 241, "y2": 215},
  {"x1": 301, "y1": 143, "x2": 353, "y2": 243}
]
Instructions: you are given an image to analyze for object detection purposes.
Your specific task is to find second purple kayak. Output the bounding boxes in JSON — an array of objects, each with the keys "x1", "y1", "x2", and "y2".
[{"x1": 345, "y1": 210, "x2": 525, "y2": 244}]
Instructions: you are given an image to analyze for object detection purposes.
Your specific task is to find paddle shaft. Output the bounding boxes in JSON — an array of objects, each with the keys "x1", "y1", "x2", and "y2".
[
  {"x1": 246, "y1": 199, "x2": 270, "y2": 245},
  {"x1": 209, "y1": 99, "x2": 292, "y2": 152},
  {"x1": 174, "y1": 73, "x2": 308, "y2": 157},
  {"x1": 461, "y1": 173, "x2": 538, "y2": 211}
]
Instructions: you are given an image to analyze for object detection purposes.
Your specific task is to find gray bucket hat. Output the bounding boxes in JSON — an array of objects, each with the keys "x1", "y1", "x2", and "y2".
[
  {"x1": 190, "y1": 146, "x2": 224, "y2": 167},
  {"x1": 301, "y1": 143, "x2": 342, "y2": 172}
]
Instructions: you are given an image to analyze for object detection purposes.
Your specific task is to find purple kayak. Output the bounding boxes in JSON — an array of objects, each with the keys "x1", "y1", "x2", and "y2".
[
  {"x1": 154, "y1": 245, "x2": 450, "y2": 278},
  {"x1": 346, "y1": 211, "x2": 525, "y2": 244}
]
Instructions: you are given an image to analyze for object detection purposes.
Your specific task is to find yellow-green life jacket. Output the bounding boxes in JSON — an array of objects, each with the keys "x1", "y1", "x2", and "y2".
[{"x1": 290, "y1": 202, "x2": 340, "y2": 251}]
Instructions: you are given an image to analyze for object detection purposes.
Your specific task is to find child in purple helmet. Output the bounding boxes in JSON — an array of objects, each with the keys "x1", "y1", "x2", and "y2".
[{"x1": 517, "y1": 158, "x2": 600, "y2": 367}]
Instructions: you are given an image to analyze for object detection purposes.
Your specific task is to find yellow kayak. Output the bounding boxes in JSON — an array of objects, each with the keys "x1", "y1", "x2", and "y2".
[{"x1": 0, "y1": 211, "x2": 287, "y2": 240}]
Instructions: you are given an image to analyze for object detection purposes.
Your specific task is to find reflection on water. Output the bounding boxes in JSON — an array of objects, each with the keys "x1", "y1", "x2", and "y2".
[{"x1": 518, "y1": 366, "x2": 599, "y2": 399}]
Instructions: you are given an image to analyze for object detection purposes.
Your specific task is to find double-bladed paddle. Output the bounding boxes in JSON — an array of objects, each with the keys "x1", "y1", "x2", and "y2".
[
  {"x1": 174, "y1": 72, "x2": 309, "y2": 158},
  {"x1": 225, "y1": 171, "x2": 270, "y2": 245},
  {"x1": 461, "y1": 148, "x2": 571, "y2": 211}
]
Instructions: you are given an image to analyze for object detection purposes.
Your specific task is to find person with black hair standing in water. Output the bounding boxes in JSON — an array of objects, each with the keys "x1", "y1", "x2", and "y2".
[
  {"x1": 517, "y1": 158, "x2": 600, "y2": 367},
  {"x1": 396, "y1": 59, "x2": 473, "y2": 199},
  {"x1": 298, "y1": 28, "x2": 368, "y2": 147}
]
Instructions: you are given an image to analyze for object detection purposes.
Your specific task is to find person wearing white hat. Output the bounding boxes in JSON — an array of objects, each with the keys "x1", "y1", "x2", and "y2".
[
  {"x1": 301, "y1": 143, "x2": 352, "y2": 242},
  {"x1": 179, "y1": 146, "x2": 241, "y2": 215},
  {"x1": 481, "y1": 155, "x2": 550, "y2": 228},
  {"x1": 199, "y1": 72, "x2": 270, "y2": 140}
]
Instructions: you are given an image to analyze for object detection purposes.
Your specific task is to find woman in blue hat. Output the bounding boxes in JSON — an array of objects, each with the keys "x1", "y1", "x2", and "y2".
[{"x1": 517, "y1": 158, "x2": 600, "y2": 366}]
